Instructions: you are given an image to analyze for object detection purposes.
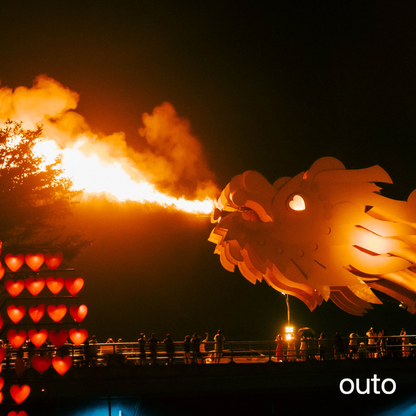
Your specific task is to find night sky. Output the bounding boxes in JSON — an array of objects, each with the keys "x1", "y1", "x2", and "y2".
[{"x1": 2, "y1": 2, "x2": 416, "y2": 343}]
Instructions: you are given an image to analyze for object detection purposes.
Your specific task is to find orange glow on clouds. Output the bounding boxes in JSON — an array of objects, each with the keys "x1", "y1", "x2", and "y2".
[{"x1": 0, "y1": 75, "x2": 218, "y2": 215}]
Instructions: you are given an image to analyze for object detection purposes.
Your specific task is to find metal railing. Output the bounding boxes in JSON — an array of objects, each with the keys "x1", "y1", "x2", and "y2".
[{"x1": 1, "y1": 335, "x2": 415, "y2": 369}]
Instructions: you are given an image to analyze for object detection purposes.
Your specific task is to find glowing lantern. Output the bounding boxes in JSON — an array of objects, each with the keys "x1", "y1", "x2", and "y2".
[
  {"x1": 9, "y1": 384, "x2": 31, "y2": 404},
  {"x1": 7, "y1": 411, "x2": 28, "y2": 416},
  {"x1": 24, "y1": 253, "x2": 44, "y2": 271},
  {"x1": 25, "y1": 277, "x2": 46, "y2": 296},
  {"x1": 31, "y1": 355, "x2": 52, "y2": 375},
  {"x1": 69, "y1": 304, "x2": 88, "y2": 322},
  {"x1": 65, "y1": 277, "x2": 84, "y2": 296},
  {"x1": 0, "y1": 392, "x2": 2, "y2": 404},
  {"x1": 0, "y1": 266, "x2": 5, "y2": 280},
  {"x1": 4, "y1": 254, "x2": 24, "y2": 272},
  {"x1": 46, "y1": 276, "x2": 64, "y2": 295},
  {"x1": 44, "y1": 252, "x2": 63, "y2": 270},
  {"x1": 28, "y1": 329, "x2": 48, "y2": 348},
  {"x1": 14, "y1": 358, "x2": 26, "y2": 377},
  {"x1": 5, "y1": 280, "x2": 25, "y2": 297},
  {"x1": 69, "y1": 328, "x2": 88, "y2": 346},
  {"x1": 0, "y1": 377, "x2": 3, "y2": 390},
  {"x1": 7, "y1": 330, "x2": 27, "y2": 349},
  {"x1": 288, "y1": 194, "x2": 306, "y2": 211},
  {"x1": 47, "y1": 304, "x2": 67, "y2": 322},
  {"x1": 52, "y1": 356, "x2": 72, "y2": 375},
  {"x1": 0, "y1": 348, "x2": 6, "y2": 363},
  {"x1": 48, "y1": 330, "x2": 68, "y2": 348},
  {"x1": 0, "y1": 314, "x2": 3, "y2": 330},
  {"x1": 28, "y1": 304, "x2": 45, "y2": 323},
  {"x1": 6, "y1": 305, "x2": 25, "y2": 323}
]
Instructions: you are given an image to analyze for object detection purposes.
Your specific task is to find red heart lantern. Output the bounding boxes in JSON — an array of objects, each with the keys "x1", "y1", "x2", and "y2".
[
  {"x1": 65, "y1": 277, "x2": 84, "y2": 296},
  {"x1": 25, "y1": 277, "x2": 45, "y2": 296},
  {"x1": 69, "y1": 328, "x2": 88, "y2": 346},
  {"x1": 7, "y1": 330, "x2": 27, "y2": 349},
  {"x1": 0, "y1": 377, "x2": 3, "y2": 390},
  {"x1": 4, "y1": 254, "x2": 24, "y2": 272},
  {"x1": 7, "y1": 305, "x2": 25, "y2": 323},
  {"x1": 44, "y1": 252, "x2": 63, "y2": 270},
  {"x1": 10, "y1": 384, "x2": 30, "y2": 404},
  {"x1": 0, "y1": 266, "x2": 5, "y2": 280},
  {"x1": 49, "y1": 330, "x2": 68, "y2": 348},
  {"x1": 14, "y1": 358, "x2": 26, "y2": 377},
  {"x1": 52, "y1": 356, "x2": 72, "y2": 375},
  {"x1": 5, "y1": 280, "x2": 25, "y2": 297},
  {"x1": 47, "y1": 304, "x2": 67, "y2": 322},
  {"x1": 46, "y1": 276, "x2": 64, "y2": 295},
  {"x1": 24, "y1": 253, "x2": 44, "y2": 271},
  {"x1": 0, "y1": 347, "x2": 6, "y2": 363},
  {"x1": 0, "y1": 313, "x2": 3, "y2": 330},
  {"x1": 28, "y1": 329, "x2": 48, "y2": 347},
  {"x1": 0, "y1": 392, "x2": 2, "y2": 404},
  {"x1": 31, "y1": 355, "x2": 52, "y2": 375},
  {"x1": 8, "y1": 411, "x2": 28, "y2": 416},
  {"x1": 28, "y1": 304, "x2": 45, "y2": 323},
  {"x1": 69, "y1": 304, "x2": 88, "y2": 323}
]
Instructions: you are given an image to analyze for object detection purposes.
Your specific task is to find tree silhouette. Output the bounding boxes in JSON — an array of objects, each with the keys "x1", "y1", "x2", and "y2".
[{"x1": 0, "y1": 120, "x2": 89, "y2": 258}]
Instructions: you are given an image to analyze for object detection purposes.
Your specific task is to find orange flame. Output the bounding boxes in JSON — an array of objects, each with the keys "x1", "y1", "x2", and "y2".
[{"x1": 0, "y1": 75, "x2": 219, "y2": 215}]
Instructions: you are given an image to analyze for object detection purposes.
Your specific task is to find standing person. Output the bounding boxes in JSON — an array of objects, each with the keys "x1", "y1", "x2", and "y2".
[
  {"x1": 366, "y1": 327, "x2": 377, "y2": 358},
  {"x1": 401, "y1": 329, "x2": 410, "y2": 357},
  {"x1": 299, "y1": 336, "x2": 307, "y2": 361},
  {"x1": 200, "y1": 332, "x2": 209, "y2": 363},
  {"x1": 183, "y1": 335, "x2": 191, "y2": 364},
  {"x1": 333, "y1": 331, "x2": 344, "y2": 360},
  {"x1": 318, "y1": 333, "x2": 327, "y2": 361},
  {"x1": 349, "y1": 330, "x2": 359, "y2": 359},
  {"x1": 214, "y1": 330, "x2": 225, "y2": 363},
  {"x1": 163, "y1": 334, "x2": 175, "y2": 365},
  {"x1": 275, "y1": 334, "x2": 284, "y2": 362},
  {"x1": 148, "y1": 333, "x2": 160, "y2": 364},
  {"x1": 378, "y1": 329, "x2": 388, "y2": 358},
  {"x1": 191, "y1": 333, "x2": 201, "y2": 364},
  {"x1": 138, "y1": 333, "x2": 146, "y2": 365}
]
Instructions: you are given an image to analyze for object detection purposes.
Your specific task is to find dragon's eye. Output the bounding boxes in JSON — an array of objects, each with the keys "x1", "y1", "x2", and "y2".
[{"x1": 288, "y1": 194, "x2": 306, "y2": 211}]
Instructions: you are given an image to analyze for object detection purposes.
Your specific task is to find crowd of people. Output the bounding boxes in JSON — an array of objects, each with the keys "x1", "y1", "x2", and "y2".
[{"x1": 274, "y1": 327, "x2": 415, "y2": 362}]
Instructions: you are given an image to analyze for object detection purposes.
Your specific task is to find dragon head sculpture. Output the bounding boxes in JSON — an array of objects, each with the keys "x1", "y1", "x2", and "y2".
[{"x1": 209, "y1": 157, "x2": 416, "y2": 316}]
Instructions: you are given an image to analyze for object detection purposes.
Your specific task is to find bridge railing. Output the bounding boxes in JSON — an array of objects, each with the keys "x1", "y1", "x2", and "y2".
[{"x1": 1, "y1": 335, "x2": 415, "y2": 368}]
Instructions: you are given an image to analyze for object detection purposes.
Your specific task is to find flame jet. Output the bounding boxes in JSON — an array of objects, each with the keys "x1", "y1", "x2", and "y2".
[{"x1": 209, "y1": 157, "x2": 416, "y2": 316}]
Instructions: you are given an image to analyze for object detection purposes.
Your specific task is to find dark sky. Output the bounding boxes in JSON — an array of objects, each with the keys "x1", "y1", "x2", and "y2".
[{"x1": 2, "y1": 2, "x2": 416, "y2": 342}]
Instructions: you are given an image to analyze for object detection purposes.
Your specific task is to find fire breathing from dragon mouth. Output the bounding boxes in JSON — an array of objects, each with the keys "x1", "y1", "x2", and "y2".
[
  {"x1": 0, "y1": 75, "x2": 218, "y2": 215},
  {"x1": 209, "y1": 157, "x2": 416, "y2": 316}
]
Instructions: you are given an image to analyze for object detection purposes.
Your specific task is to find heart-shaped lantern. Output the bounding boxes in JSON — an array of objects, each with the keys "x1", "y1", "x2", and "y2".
[
  {"x1": 7, "y1": 305, "x2": 25, "y2": 323},
  {"x1": 69, "y1": 305, "x2": 88, "y2": 323},
  {"x1": 4, "y1": 254, "x2": 24, "y2": 272},
  {"x1": 46, "y1": 276, "x2": 64, "y2": 295},
  {"x1": 69, "y1": 328, "x2": 88, "y2": 346},
  {"x1": 0, "y1": 377, "x2": 3, "y2": 390},
  {"x1": 28, "y1": 304, "x2": 45, "y2": 323},
  {"x1": 5, "y1": 280, "x2": 25, "y2": 297},
  {"x1": 10, "y1": 384, "x2": 31, "y2": 404},
  {"x1": 44, "y1": 252, "x2": 63, "y2": 270},
  {"x1": 52, "y1": 356, "x2": 72, "y2": 375},
  {"x1": 48, "y1": 330, "x2": 68, "y2": 348},
  {"x1": 31, "y1": 355, "x2": 52, "y2": 375},
  {"x1": 65, "y1": 277, "x2": 84, "y2": 296},
  {"x1": 0, "y1": 266, "x2": 5, "y2": 280},
  {"x1": 7, "y1": 411, "x2": 28, "y2": 416},
  {"x1": 0, "y1": 392, "x2": 2, "y2": 404},
  {"x1": 28, "y1": 329, "x2": 48, "y2": 348},
  {"x1": 0, "y1": 313, "x2": 3, "y2": 330},
  {"x1": 0, "y1": 347, "x2": 6, "y2": 363},
  {"x1": 47, "y1": 304, "x2": 67, "y2": 322},
  {"x1": 7, "y1": 330, "x2": 27, "y2": 349},
  {"x1": 25, "y1": 277, "x2": 45, "y2": 296},
  {"x1": 14, "y1": 358, "x2": 26, "y2": 377},
  {"x1": 24, "y1": 253, "x2": 44, "y2": 271}
]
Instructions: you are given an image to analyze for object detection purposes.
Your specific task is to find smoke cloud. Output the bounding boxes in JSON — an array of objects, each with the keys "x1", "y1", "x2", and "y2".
[{"x1": 0, "y1": 75, "x2": 219, "y2": 201}]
